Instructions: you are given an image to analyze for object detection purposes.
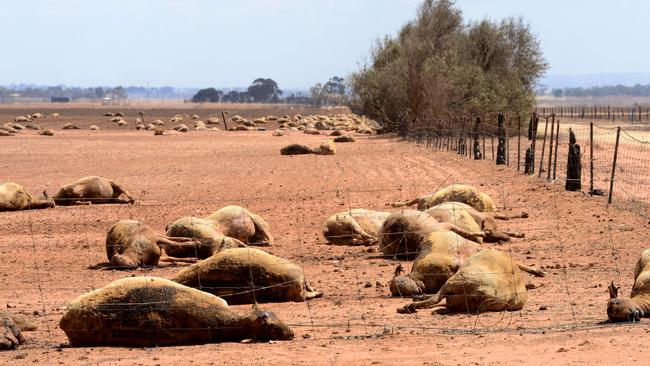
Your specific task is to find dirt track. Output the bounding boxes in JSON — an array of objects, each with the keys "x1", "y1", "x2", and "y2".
[{"x1": 1, "y1": 113, "x2": 650, "y2": 364}]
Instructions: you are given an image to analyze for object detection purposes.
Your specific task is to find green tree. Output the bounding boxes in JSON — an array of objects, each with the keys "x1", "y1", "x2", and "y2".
[
  {"x1": 247, "y1": 78, "x2": 282, "y2": 103},
  {"x1": 350, "y1": 0, "x2": 547, "y2": 132}
]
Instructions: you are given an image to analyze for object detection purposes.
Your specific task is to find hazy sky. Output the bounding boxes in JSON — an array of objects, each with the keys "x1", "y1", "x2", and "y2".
[{"x1": 1, "y1": 0, "x2": 649, "y2": 88}]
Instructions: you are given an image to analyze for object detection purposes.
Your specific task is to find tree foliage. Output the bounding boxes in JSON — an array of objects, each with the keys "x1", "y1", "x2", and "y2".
[
  {"x1": 191, "y1": 88, "x2": 223, "y2": 103},
  {"x1": 310, "y1": 76, "x2": 348, "y2": 106},
  {"x1": 247, "y1": 78, "x2": 282, "y2": 103},
  {"x1": 350, "y1": 0, "x2": 547, "y2": 132}
]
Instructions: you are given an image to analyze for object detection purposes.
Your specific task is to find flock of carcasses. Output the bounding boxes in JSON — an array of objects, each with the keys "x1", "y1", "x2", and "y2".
[{"x1": 2, "y1": 141, "x2": 649, "y2": 351}]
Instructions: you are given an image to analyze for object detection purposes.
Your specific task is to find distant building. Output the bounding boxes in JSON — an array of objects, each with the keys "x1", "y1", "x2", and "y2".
[{"x1": 51, "y1": 96, "x2": 70, "y2": 103}]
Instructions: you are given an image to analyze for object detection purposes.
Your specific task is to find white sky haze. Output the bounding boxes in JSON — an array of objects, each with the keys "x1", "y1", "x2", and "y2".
[{"x1": 1, "y1": 0, "x2": 648, "y2": 88}]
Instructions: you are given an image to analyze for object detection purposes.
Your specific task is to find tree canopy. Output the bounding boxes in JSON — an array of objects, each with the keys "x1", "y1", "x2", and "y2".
[
  {"x1": 350, "y1": 0, "x2": 547, "y2": 132},
  {"x1": 191, "y1": 87, "x2": 223, "y2": 103},
  {"x1": 247, "y1": 78, "x2": 282, "y2": 103}
]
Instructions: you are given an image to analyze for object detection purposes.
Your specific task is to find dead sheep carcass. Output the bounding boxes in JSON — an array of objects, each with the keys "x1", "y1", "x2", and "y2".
[
  {"x1": 164, "y1": 216, "x2": 246, "y2": 259},
  {"x1": 0, "y1": 311, "x2": 37, "y2": 350},
  {"x1": 397, "y1": 250, "x2": 545, "y2": 314},
  {"x1": 173, "y1": 247, "x2": 322, "y2": 304},
  {"x1": 608, "y1": 248, "x2": 650, "y2": 322},
  {"x1": 105, "y1": 220, "x2": 200, "y2": 269},
  {"x1": 392, "y1": 184, "x2": 497, "y2": 212},
  {"x1": 378, "y1": 209, "x2": 485, "y2": 258},
  {"x1": 53, "y1": 176, "x2": 135, "y2": 205},
  {"x1": 322, "y1": 209, "x2": 390, "y2": 245},
  {"x1": 59, "y1": 277, "x2": 294, "y2": 347},
  {"x1": 204, "y1": 205, "x2": 273, "y2": 246},
  {"x1": 0, "y1": 182, "x2": 54, "y2": 211}
]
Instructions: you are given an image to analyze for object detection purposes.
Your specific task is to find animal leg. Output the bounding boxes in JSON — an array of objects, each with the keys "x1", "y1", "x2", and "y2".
[
  {"x1": 397, "y1": 294, "x2": 444, "y2": 314},
  {"x1": 517, "y1": 263, "x2": 546, "y2": 277},
  {"x1": 494, "y1": 212, "x2": 529, "y2": 220},
  {"x1": 159, "y1": 255, "x2": 198, "y2": 264},
  {"x1": 348, "y1": 219, "x2": 376, "y2": 246},
  {"x1": 109, "y1": 181, "x2": 135, "y2": 204},
  {"x1": 439, "y1": 223, "x2": 485, "y2": 242},
  {"x1": 391, "y1": 198, "x2": 419, "y2": 208},
  {"x1": 29, "y1": 198, "x2": 55, "y2": 210},
  {"x1": 303, "y1": 282, "x2": 323, "y2": 300},
  {"x1": 156, "y1": 237, "x2": 205, "y2": 252},
  {"x1": 502, "y1": 231, "x2": 525, "y2": 238},
  {"x1": 484, "y1": 230, "x2": 511, "y2": 243}
]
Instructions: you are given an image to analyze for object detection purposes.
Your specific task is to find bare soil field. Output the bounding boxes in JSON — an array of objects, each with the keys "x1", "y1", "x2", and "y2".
[
  {"x1": 0, "y1": 103, "x2": 344, "y2": 131},
  {"x1": 1, "y1": 107, "x2": 649, "y2": 365}
]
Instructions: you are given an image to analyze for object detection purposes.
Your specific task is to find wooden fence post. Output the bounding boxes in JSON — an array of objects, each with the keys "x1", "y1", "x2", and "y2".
[
  {"x1": 221, "y1": 111, "x2": 229, "y2": 130},
  {"x1": 553, "y1": 119, "x2": 560, "y2": 180},
  {"x1": 589, "y1": 122, "x2": 594, "y2": 194},
  {"x1": 517, "y1": 116, "x2": 521, "y2": 171},
  {"x1": 547, "y1": 114, "x2": 555, "y2": 180},
  {"x1": 538, "y1": 116, "x2": 550, "y2": 177},
  {"x1": 608, "y1": 127, "x2": 621, "y2": 204}
]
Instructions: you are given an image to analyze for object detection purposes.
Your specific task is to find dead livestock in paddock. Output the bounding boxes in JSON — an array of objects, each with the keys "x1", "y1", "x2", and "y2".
[
  {"x1": 0, "y1": 129, "x2": 14, "y2": 137},
  {"x1": 0, "y1": 311, "x2": 37, "y2": 350},
  {"x1": 397, "y1": 250, "x2": 545, "y2": 314},
  {"x1": 333, "y1": 135, "x2": 355, "y2": 143},
  {"x1": 59, "y1": 277, "x2": 294, "y2": 347},
  {"x1": 424, "y1": 202, "x2": 523, "y2": 243},
  {"x1": 105, "y1": 220, "x2": 200, "y2": 269},
  {"x1": 280, "y1": 140, "x2": 336, "y2": 156},
  {"x1": 281, "y1": 143, "x2": 315, "y2": 155},
  {"x1": 39, "y1": 129, "x2": 54, "y2": 136},
  {"x1": 0, "y1": 182, "x2": 54, "y2": 211},
  {"x1": 174, "y1": 247, "x2": 322, "y2": 304},
  {"x1": 392, "y1": 184, "x2": 497, "y2": 212},
  {"x1": 389, "y1": 232, "x2": 481, "y2": 297},
  {"x1": 165, "y1": 216, "x2": 247, "y2": 259},
  {"x1": 272, "y1": 129, "x2": 285, "y2": 136},
  {"x1": 322, "y1": 209, "x2": 390, "y2": 245},
  {"x1": 378, "y1": 209, "x2": 485, "y2": 259},
  {"x1": 204, "y1": 205, "x2": 274, "y2": 246},
  {"x1": 62, "y1": 123, "x2": 80, "y2": 130},
  {"x1": 53, "y1": 176, "x2": 135, "y2": 205},
  {"x1": 89, "y1": 125, "x2": 100, "y2": 130},
  {"x1": 608, "y1": 248, "x2": 650, "y2": 322}
]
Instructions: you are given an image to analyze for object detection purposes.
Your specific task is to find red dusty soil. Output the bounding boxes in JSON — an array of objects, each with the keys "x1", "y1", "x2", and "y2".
[{"x1": 1, "y1": 118, "x2": 649, "y2": 365}]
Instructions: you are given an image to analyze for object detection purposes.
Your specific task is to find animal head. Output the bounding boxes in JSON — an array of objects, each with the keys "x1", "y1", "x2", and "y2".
[
  {"x1": 481, "y1": 216, "x2": 499, "y2": 232},
  {"x1": 250, "y1": 308, "x2": 294, "y2": 341},
  {"x1": 607, "y1": 282, "x2": 644, "y2": 322},
  {"x1": 483, "y1": 230, "x2": 510, "y2": 243},
  {"x1": 389, "y1": 274, "x2": 423, "y2": 297},
  {"x1": 110, "y1": 254, "x2": 139, "y2": 269}
]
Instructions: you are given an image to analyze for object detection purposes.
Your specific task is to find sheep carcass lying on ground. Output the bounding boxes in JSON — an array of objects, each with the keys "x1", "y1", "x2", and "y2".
[
  {"x1": 54, "y1": 176, "x2": 135, "y2": 205},
  {"x1": 608, "y1": 248, "x2": 650, "y2": 322},
  {"x1": 0, "y1": 182, "x2": 54, "y2": 211},
  {"x1": 397, "y1": 250, "x2": 545, "y2": 314},
  {"x1": 174, "y1": 247, "x2": 322, "y2": 304},
  {"x1": 105, "y1": 220, "x2": 200, "y2": 269},
  {"x1": 280, "y1": 140, "x2": 336, "y2": 155},
  {"x1": 0, "y1": 311, "x2": 37, "y2": 350},
  {"x1": 204, "y1": 205, "x2": 273, "y2": 246},
  {"x1": 165, "y1": 216, "x2": 246, "y2": 259},
  {"x1": 424, "y1": 202, "x2": 522, "y2": 243},
  {"x1": 392, "y1": 184, "x2": 497, "y2": 212},
  {"x1": 59, "y1": 277, "x2": 294, "y2": 347},
  {"x1": 389, "y1": 231, "x2": 481, "y2": 297},
  {"x1": 378, "y1": 209, "x2": 485, "y2": 258},
  {"x1": 322, "y1": 209, "x2": 390, "y2": 245}
]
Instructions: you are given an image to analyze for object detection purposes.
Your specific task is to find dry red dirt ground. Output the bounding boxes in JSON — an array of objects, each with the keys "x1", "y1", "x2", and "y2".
[{"x1": 1, "y1": 107, "x2": 649, "y2": 365}]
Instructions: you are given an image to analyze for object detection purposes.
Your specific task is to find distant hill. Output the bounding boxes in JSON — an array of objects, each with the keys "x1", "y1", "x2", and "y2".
[{"x1": 540, "y1": 73, "x2": 650, "y2": 89}]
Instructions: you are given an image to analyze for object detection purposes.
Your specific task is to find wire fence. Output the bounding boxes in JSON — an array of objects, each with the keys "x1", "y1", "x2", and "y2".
[
  {"x1": 404, "y1": 113, "x2": 650, "y2": 217},
  {"x1": 1, "y1": 121, "x2": 648, "y2": 352},
  {"x1": 536, "y1": 105, "x2": 650, "y2": 123}
]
